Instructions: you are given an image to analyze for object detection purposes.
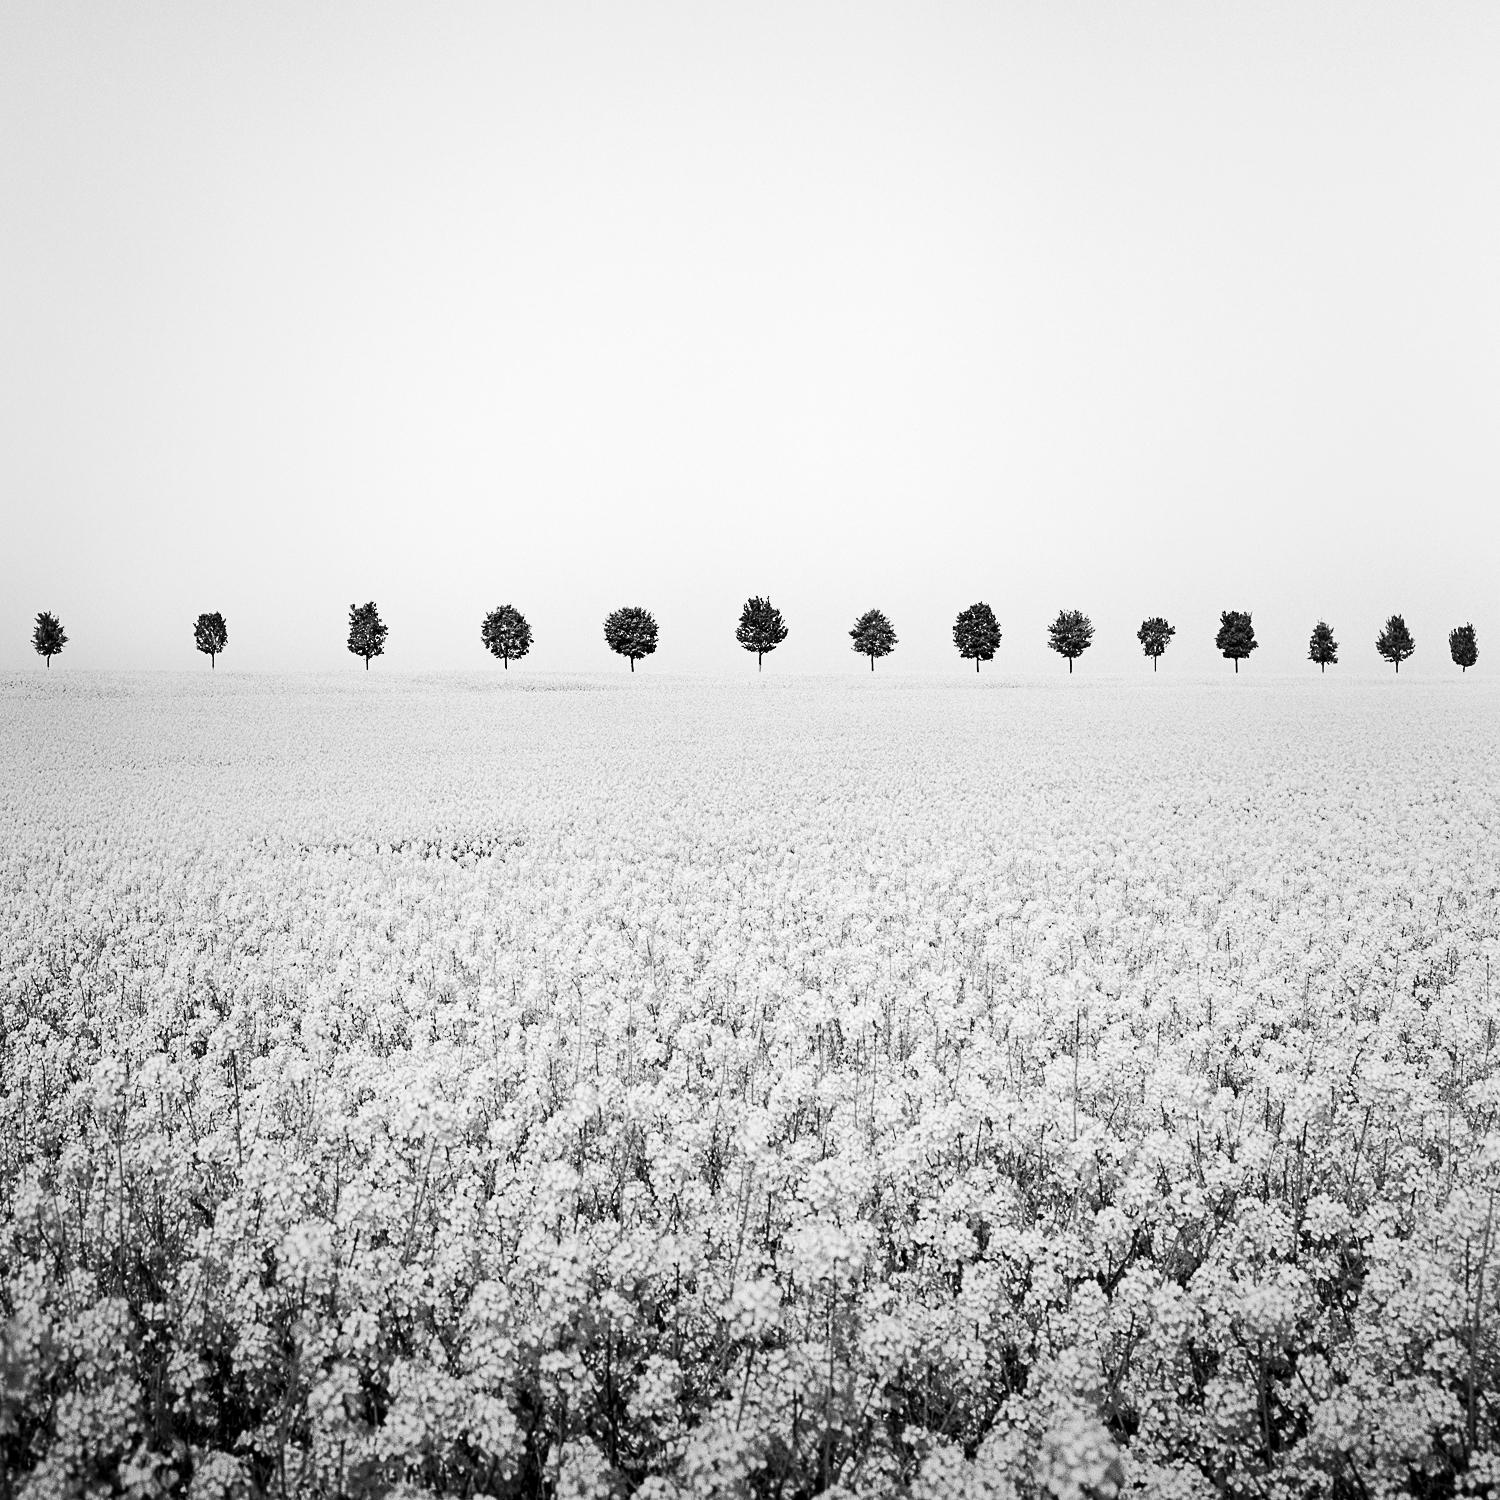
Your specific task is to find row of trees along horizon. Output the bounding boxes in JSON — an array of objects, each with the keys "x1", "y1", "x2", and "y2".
[{"x1": 26, "y1": 603, "x2": 1481, "y2": 675}]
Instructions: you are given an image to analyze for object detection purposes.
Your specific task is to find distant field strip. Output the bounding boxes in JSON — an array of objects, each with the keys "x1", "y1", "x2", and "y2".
[{"x1": 2, "y1": 674, "x2": 1499, "y2": 1496}]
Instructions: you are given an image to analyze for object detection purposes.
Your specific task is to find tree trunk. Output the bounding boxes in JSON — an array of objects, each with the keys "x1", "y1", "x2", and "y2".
[
  {"x1": 869, "y1": 654, "x2": 874, "y2": 671},
  {"x1": 758, "y1": 652, "x2": 763, "y2": 671},
  {"x1": 630, "y1": 657, "x2": 634, "y2": 672},
  {"x1": 1234, "y1": 659, "x2": 1238, "y2": 673},
  {"x1": 365, "y1": 656, "x2": 369, "y2": 670},
  {"x1": 46, "y1": 656, "x2": 50, "y2": 669},
  {"x1": 975, "y1": 658, "x2": 979, "y2": 673},
  {"x1": 1068, "y1": 658, "x2": 1072, "y2": 674},
  {"x1": 1321, "y1": 661, "x2": 1325, "y2": 673},
  {"x1": 1153, "y1": 656, "x2": 1157, "y2": 672},
  {"x1": 1395, "y1": 659, "x2": 1400, "y2": 674},
  {"x1": 212, "y1": 654, "x2": 216, "y2": 669}
]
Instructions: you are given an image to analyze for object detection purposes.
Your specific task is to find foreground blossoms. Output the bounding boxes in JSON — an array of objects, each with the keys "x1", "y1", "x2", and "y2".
[{"x1": 2, "y1": 672, "x2": 1499, "y2": 1498}]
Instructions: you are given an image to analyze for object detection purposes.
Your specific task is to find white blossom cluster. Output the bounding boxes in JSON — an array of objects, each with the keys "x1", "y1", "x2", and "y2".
[{"x1": 2, "y1": 673, "x2": 1499, "y2": 1498}]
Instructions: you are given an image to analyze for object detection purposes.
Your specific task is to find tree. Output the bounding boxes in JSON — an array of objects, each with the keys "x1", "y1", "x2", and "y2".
[
  {"x1": 1375, "y1": 613, "x2": 1415, "y2": 673},
  {"x1": 1449, "y1": 623, "x2": 1478, "y2": 673},
  {"x1": 194, "y1": 612, "x2": 228, "y2": 669},
  {"x1": 1215, "y1": 610, "x2": 1257, "y2": 673},
  {"x1": 481, "y1": 605, "x2": 533, "y2": 668},
  {"x1": 604, "y1": 606, "x2": 658, "y2": 671},
  {"x1": 1046, "y1": 609, "x2": 1094, "y2": 673},
  {"x1": 347, "y1": 601, "x2": 388, "y2": 669},
  {"x1": 1136, "y1": 616, "x2": 1175, "y2": 671},
  {"x1": 850, "y1": 609, "x2": 897, "y2": 670},
  {"x1": 32, "y1": 611, "x2": 67, "y2": 668},
  {"x1": 1308, "y1": 620, "x2": 1338, "y2": 673},
  {"x1": 735, "y1": 596, "x2": 788, "y2": 670},
  {"x1": 952, "y1": 602, "x2": 1001, "y2": 672}
]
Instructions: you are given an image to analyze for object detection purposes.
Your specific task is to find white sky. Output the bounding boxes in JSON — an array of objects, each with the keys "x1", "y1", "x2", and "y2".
[{"x1": 2, "y1": 1, "x2": 1496, "y2": 676}]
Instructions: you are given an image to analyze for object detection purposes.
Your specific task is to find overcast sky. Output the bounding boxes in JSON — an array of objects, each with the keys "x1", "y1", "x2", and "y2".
[{"x1": 3, "y1": 1, "x2": 1496, "y2": 676}]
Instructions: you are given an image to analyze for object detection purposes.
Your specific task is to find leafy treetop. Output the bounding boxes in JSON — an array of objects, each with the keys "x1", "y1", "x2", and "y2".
[
  {"x1": 604, "y1": 606, "x2": 659, "y2": 671},
  {"x1": 850, "y1": 609, "x2": 897, "y2": 670},
  {"x1": 1047, "y1": 609, "x2": 1094, "y2": 673},
  {"x1": 1215, "y1": 610, "x2": 1257, "y2": 672},
  {"x1": 481, "y1": 605, "x2": 533, "y2": 668},
  {"x1": 1449, "y1": 623, "x2": 1478, "y2": 673},
  {"x1": 1308, "y1": 620, "x2": 1338, "y2": 673},
  {"x1": 32, "y1": 611, "x2": 67, "y2": 668},
  {"x1": 1375, "y1": 614, "x2": 1415, "y2": 673},
  {"x1": 347, "y1": 601, "x2": 388, "y2": 669},
  {"x1": 952, "y1": 603, "x2": 1001, "y2": 671},
  {"x1": 735, "y1": 597, "x2": 789, "y2": 670},
  {"x1": 1136, "y1": 617, "x2": 1175, "y2": 670},
  {"x1": 194, "y1": 612, "x2": 228, "y2": 668}
]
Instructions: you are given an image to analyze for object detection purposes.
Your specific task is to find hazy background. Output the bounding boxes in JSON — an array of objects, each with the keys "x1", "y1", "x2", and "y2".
[{"x1": 3, "y1": 0, "x2": 1496, "y2": 676}]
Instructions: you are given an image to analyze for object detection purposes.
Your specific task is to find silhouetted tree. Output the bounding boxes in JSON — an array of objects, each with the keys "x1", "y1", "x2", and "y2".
[
  {"x1": 1375, "y1": 613, "x2": 1415, "y2": 673},
  {"x1": 1047, "y1": 609, "x2": 1094, "y2": 673},
  {"x1": 194, "y1": 612, "x2": 228, "y2": 668},
  {"x1": 736, "y1": 596, "x2": 788, "y2": 670},
  {"x1": 481, "y1": 605, "x2": 533, "y2": 668},
  {"x1": 1449, "y1": 622, "x2": 1478, "y2": 673},
  {"x1": 347, "y1": 601, "x2": 388, "y2": 669},
  {"x1": 1215, "y1": 610, "x2": 1257, "y2": 673},
  {"x1": 1308, "y1": 620, "x2": 1338, "y2": 673},
  {"x1": 952, "y1": 602, "x2": 1001, "y2": 672},
  {"x1": 1137, "y1": 616, "x2": 1175, "y2": 671},
  {"x1": 32, "y1": 611, "x2": 67, "y2": 668},
  {"x1": 604, "y1": 606, "x2": 658, "y2": 671},
  {"x1": 850, "y1": 609, "x2": 897, "y2": 670}
]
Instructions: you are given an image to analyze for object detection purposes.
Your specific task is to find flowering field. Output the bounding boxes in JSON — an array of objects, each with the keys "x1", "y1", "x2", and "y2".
[{"x1": 3, "y1": 671, "x2": 1499, "y2": 1499}]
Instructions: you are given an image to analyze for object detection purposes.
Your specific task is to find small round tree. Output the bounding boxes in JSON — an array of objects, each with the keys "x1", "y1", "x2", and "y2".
[
  {"x1": 850, "y1": 609, "x2": 897, "y2": 670},
  {"x1": 481, "y1": 605, "x2": 533, "y2": 668},
  {"x1": 1308, "y1": 620, "x2": 1338, "y2": 673},
  {"x1": 32, "y1": 611, "x2": 67, "y2": 668},
  {"x1": 194, "y1": 612, "x2": 228, "y2": 669},
  {"x1": 736, "y1": 596, "x2": 788, "y2": 670},
  {"x1": 1137, "y1": 616, "x2": 1175, "y2": 671},
  {"x1": 347, "y1": 601, "x2": 388, "y2": 669},
  {"x1": 1375, "y1": 613, "x2": 1415, "y2": 674},
  {"x1": 604, "y1": 606, "x2": 658, "y2": 671},
  {"x1": 1448, "y1": 623, "x2": 1477, "y2": 674},
  {"x1": 1047, "y1": 609, "x2": 1094, "y2": 673},
  {"x1": 952, "y1": 602, "x2": 1001, "y2": 672},
  {"x1": 1215, "y1": 610, "x2": 1257, "y2": 673}
]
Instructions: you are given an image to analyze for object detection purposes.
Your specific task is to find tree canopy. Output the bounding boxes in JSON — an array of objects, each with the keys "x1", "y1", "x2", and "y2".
[
  {"x1": 1215, "y1": 610, "x2": 1257, "y2": 672},
  {"x1": 1047, "y1": 609, "x2": 1094, "y2": 673},
  {"x1": 481, "y1": 605, "x2": 533, "y2": 668},
  {"x1": 347, "y1": 601, "x2": 388, "y2": 669},
  {"x1": 1308, "y1": 620, "x2": 1338, "y2": 673},
  {"x1": 952, "y1": 603, "x2": 1001, "y2": 671},
  {"x1": 1375, "y1": 614, "x2": 1415, "y2": 673},
  {"x1": 1136, "y1": 617, "x2": 1175, "y2": 670},
  {"x1": 1449, "y1": 622, "x2": 1478, "y2": 673},
  {"x1": 604, "y1": 606, "x2": 658, "y2": 671},
  {"x1": 735, "y1": 597, "x2": 788, "y2": 670},
  {"x1": 194, "y1": 612, "x2": 228, "y2": 668},
  {"x1": 32, "y1": 611, "x2": 67, "y2": 668},
  {"x1": 849, "y1": 609, "x2": 897, "y2": 670}
]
